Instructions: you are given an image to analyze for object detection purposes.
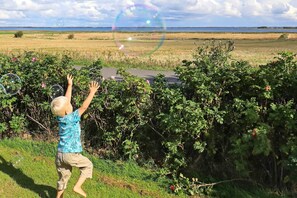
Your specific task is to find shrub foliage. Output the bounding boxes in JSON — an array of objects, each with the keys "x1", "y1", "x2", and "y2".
[
  {"x1": 14, "y1": 31, "x2": 24, "y2": 38},
  {"x1": 68, "y1": 34, "x2": 74, "y2": 39}
]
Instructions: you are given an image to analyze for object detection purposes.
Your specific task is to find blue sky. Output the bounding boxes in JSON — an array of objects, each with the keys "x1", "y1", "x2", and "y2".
[{"x1": 0, "y1": 0, "x2": 296, "y2": 27}]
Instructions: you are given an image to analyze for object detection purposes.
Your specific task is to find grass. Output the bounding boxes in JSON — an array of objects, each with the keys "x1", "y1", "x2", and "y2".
[
  {"x1": 0, "y1": 138, "x2": 177, "y2": 198},
  {"x1": 0, "y1": 31, "x2": 296, "y2": 70},
  {"x1": 0, "y1": 138, "x2": 291, "y2": 198}
]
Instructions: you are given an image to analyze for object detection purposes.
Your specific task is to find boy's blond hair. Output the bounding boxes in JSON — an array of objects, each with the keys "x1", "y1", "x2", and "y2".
[{"x1": 51, "y1": 96, "x2": 68, "y2": 117}]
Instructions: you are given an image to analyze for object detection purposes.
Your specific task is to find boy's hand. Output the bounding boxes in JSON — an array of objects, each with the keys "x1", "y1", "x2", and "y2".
[
  {"x1": 89, "y1": 81, "x2": 100, "y2": 94},
  {"x1": 65, "y1": 74, "x2": 73, "y2": 101},
  {"x1": 67, "y1": 74, "x2": 73, "y2": 86},
  {"x1": 78, "y1": 81, "x2": 100, "y2": 116},
  {"x1": 89, "y1": 81, "x2": 100, "y2": 93}
]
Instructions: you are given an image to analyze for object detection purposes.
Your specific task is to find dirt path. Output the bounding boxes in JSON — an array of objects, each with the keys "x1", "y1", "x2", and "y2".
[
  {"x1": 102, "y1": 67, "x2": 178, "y2": 83},
  {"x1": 75, "y1": 66, "x2": 179, "y2": 84}
]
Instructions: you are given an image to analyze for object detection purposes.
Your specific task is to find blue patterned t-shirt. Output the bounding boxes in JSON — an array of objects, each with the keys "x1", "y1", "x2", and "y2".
[{"x1": 57, "y1": 110, "x2": 82, "y2": 153}]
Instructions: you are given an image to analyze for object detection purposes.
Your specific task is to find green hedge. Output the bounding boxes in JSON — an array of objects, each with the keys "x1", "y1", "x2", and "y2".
[{"x1": 0, "y1": 42, "x2": 296, "y2": 195}]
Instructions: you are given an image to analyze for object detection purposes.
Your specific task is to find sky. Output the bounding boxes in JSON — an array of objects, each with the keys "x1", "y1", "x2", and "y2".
[{"x1": 0, "y1": 0, "x2": 296, "y2": 27}]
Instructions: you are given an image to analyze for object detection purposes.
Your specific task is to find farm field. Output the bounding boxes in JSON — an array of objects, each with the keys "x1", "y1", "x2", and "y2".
[{"x1": 0, "y1": 31, "x2": 296, "y2": 69}]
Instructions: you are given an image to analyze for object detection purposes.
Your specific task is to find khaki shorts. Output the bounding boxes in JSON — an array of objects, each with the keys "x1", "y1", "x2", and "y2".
[{"x1": 55, "y1": 152, "x2": 93, "y2": 190}]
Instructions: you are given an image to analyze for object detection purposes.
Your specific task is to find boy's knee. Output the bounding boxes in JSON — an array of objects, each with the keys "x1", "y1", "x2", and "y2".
[
  {"x1": 79, "y1": 159, "x2": 93, "y2": 179},
  {"x1": 88, "y1": 161, "x2": 93, "y2": 169},
  {"x1": 84, "y1": 158, "x2": 93, "y2": 170},
  {"x1": 57, "y1": 181, "x2": 67, "y2": 191},
  {"x1": 86, "y1": 161, "x2": 93, "y2": 178}
]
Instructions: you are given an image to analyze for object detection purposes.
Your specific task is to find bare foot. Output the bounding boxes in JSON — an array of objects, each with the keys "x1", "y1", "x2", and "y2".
[{"x1": 73, "y1": 186, "x2": 86, "y2": 197}]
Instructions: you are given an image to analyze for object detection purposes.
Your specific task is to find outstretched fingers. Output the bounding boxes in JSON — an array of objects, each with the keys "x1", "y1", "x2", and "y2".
[
  {"x1": 67, "y1": 74, "x2": 74, "y2": 85},
  {"x1": 89, "y1": 81, "x2": 100, "y2": 93}
]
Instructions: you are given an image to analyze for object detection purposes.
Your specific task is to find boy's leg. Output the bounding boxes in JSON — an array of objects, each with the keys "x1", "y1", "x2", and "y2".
[
  {"x1": 56, "y1": 190, "x2": 64, "y2": 198},
  {"x1": 73, "y1": 176, "x2": 87, "y2": 197},
  {"x1": 64, "y1": 153, "x2": 93, "y2": 197},
  {"x1": 56, "y1": 153, "x2": 72, "y2": 198}
]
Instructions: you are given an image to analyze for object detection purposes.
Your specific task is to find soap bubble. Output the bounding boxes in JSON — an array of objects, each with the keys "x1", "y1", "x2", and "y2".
[
  {"x1": 56, "y1": 18, "x2": 65, "y2": 27},
  {"x1": 50, "y1": 84, "x2": 64, "y2": 99},
  {"x1": 12, "y1": 155, "x2": 24, "y2": 168},
  {"x1": 0, "y1": 73, "x2": 22, "y2": 95},
  {"x1": 0, "y1": 84, "x2": 5, "y2": 95},
  {"x1": 112, "y1": 4, "x2": 166, "y2": 56}
]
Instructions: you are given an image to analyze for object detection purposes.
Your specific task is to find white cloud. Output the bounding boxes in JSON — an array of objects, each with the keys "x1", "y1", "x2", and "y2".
[
  {"x1": 14, "y1": 0, "x2": 42, "y2": 11},
  {"x1": 0, "y1": 0, "x2": 297, "y2": 26},
  {"x1": 221, "y1": 0, "x2": 242, "y2": 17},
  {"x1": 282, "y1": 3, "x2": 297, "y2": 21},
  {"x1": 41, "y1": 9, "x2": 56, "y2": 17},
  {"x1": 0, "y1": 10, "x2": 25, "y2": 19}
]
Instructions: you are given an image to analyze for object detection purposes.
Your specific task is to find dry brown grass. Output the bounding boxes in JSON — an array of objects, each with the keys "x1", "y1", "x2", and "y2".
[
  {"x1": 164, "y1": 32, "x2": 297, "y2": 40},
  {"x1": 98, "y1": 175, "x2": 164, "y2": 198},
  {"x1": 1, "y1": 31, "x2": 297, "y2": 69}
]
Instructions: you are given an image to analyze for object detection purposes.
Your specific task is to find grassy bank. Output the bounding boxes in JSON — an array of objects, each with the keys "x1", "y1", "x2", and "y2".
[
  {"x1": 0, "y1": 138, "x2": 176, "y2": 198},
  {"x1": 0, "y1": 31, "x2": 296, "y2": 69},
  {"x1": 0, "y1": 139, "x2": 290, "y2": 198}
]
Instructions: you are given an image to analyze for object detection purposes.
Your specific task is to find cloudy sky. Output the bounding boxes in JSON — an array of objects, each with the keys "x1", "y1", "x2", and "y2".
[{"x1": 0, "y1": 0, "x2": 296, "y2": 27}]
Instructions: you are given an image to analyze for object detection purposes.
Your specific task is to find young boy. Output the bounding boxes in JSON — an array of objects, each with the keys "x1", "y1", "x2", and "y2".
[{"x1": 50, "y1": 74, "x2": 99, "y2": 198}]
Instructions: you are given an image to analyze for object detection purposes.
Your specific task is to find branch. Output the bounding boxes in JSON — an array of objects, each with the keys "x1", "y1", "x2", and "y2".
[
  {"x1": 26, "y1": 114, "x2": 52, "y2": 133},
  {"x1": 195, "y1": 178, "x2": 258, "y2": 189},
  {"x1": 147, "y1": 120, "x2": 165, "y2": 139}
]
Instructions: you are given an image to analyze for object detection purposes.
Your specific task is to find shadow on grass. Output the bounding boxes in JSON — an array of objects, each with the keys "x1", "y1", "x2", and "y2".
[{"x1": 0, "y1": 155, "x2": 56, "y2": 197}]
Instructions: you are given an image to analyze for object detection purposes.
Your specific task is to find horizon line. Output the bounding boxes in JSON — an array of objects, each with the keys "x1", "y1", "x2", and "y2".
[{"x1": 0, "y1": 26, "x2": 296, "y2": 28}]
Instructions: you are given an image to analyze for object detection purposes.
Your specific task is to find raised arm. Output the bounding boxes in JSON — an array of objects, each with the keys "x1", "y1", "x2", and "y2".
[
  {"x1": 65, "y1": 74, "x2": 73, "y2": 102},
  {"x1": 78, "y1": 81, "x2": 100, "y2": 116}
]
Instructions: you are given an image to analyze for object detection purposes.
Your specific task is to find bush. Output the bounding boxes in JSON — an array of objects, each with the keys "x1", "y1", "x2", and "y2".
[
  {"x1": 174, "y1": 42, "x2": 297, "y2": 191},
  {"x1": 0, "y1": 52, "x2": 76, "y2": 138},
  {"x1": 68, "y1": 34, "x2": 74, "y2": 39},
  {"x1": 278, "y1": 33, "x2": 289, "y2": 40},
  {"x1": 14, "y1": 31, "x2": 23, "y2": 38}
]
